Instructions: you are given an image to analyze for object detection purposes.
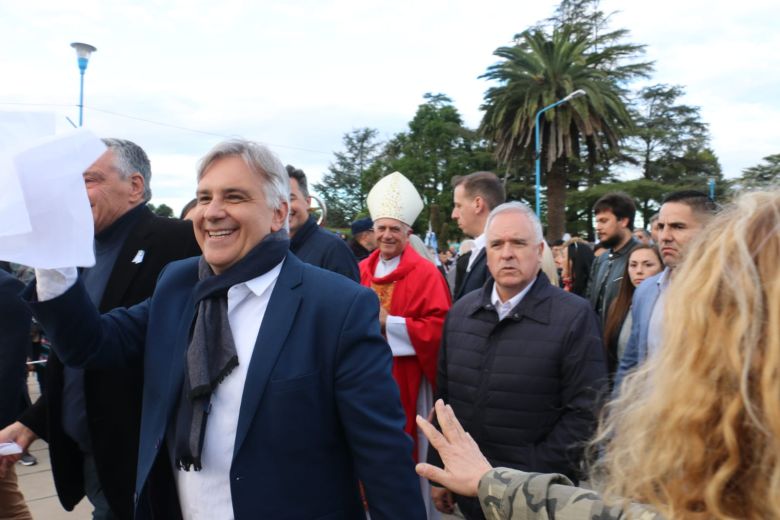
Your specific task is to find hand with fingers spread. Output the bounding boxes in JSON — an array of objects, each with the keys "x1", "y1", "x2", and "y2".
[{"x1": 415, "y1": 399, "x2": 492, "y2": 497}]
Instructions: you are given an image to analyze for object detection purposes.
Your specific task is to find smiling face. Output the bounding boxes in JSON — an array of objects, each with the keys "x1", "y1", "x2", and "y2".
[
  {"x1": 288, "y1": 177, "x2": 311, "y2": 237},
  {"x1": 374, "y1": 218, "x2": 410, "y2": 260},
  {"x1": 627, "y1": 247, "x2": 663, "y2": 287},
  {"x1": 486, "y1": 210, "x2": 543, "y2": 301},
  {"x1": 192, "y1": 155, "x2": 288, "y2": 274},
  {"x1": 657, "y1": 202, "x2": 704, "y2": 269},
  {"x1": 83, "y1": 149, "x2": 145, "y2": 234}
]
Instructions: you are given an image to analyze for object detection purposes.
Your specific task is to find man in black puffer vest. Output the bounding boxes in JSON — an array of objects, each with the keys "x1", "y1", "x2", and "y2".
[{"x1": 428, "y1": 202, "x2": 606, "y2": 520}]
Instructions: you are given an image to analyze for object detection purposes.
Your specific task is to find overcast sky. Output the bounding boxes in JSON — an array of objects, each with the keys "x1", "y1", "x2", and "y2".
[{"x1": 2, "y1": 0, "x2": 778, "y2": 213}]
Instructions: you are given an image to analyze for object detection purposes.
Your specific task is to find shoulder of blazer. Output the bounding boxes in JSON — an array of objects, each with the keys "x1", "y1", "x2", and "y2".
[{"x1": 100, "y1": 207, "x2": 199, "y2": 310}]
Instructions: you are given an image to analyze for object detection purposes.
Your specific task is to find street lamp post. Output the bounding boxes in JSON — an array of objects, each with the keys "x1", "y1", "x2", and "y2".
[
  {"x1": 70, "y1": 42, "x2": 97, "y2": 127},
  {"x1": 533, "y1": 89, "x2": 587, "y2": 218}
]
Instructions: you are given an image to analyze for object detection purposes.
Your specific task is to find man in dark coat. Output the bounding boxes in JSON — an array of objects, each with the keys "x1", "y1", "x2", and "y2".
[
  {"x1": 348, "y1": 217, "x2": 376, "y2": 261},
  {"x1": 0, "y1": 270, "x2": 34, "y2": 519},
  {"x1": 429, "y1": 202, "x2": 606, "y2": 520},
  {"x1": 0, "y1": 138, "x2": 200, "y2": 520},
  {"x1": 451, "y1": 172, "x2": 505, "y2": 301},
  {"x1": 585, "y1": 192, "x2": 640, "y2": 324},
  {"x1": 286, "y1": 165, "x2": 359, "y2": 281}
]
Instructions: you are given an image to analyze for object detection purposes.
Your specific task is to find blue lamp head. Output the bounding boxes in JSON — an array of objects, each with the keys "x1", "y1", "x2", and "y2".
[{"x1": 70, "y1": 42, "x2": 97, "y2": 73}]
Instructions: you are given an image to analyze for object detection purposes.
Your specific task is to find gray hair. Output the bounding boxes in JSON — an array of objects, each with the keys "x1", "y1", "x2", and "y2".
[
  {"x1": 197, "y1": 139, "x2": 290, "y2": 217},
  {"x1": 101, "y1": 138, "x2": 152, "y2": 201},
  {"x1": 484, "y1": 201, "x2": 544, "y2": 244}
]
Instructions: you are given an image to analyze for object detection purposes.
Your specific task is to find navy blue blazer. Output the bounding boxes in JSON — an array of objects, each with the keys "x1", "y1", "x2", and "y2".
[{"x1": 31, "y1": 253, "x2": 425, "y2": 520}]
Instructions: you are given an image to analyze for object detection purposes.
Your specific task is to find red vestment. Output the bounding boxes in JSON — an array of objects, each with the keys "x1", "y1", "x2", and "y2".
[{"x1": 359, "y1": 245, "x2": 451, "y2": 455}]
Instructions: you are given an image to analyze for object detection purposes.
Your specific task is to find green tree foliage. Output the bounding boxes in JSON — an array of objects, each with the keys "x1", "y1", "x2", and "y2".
[
  {"x1": 147, "y1": 203, "x2": 173, "y2": 218},
  {"x1": 629, "y1": 84, "x2": 722, "y2": 184},
  {"x1": 313, "y1": 128, "x2": 381, "y2": 228},
  {"x1": 479, "y1": 7, "x2": 650, "y2": 240},
  {"x1": 367, "y1": 93, "x2": 495, "y2": 243},
  {"x1": 737, "y1": 154, "x2": 780, "y2": 190}
]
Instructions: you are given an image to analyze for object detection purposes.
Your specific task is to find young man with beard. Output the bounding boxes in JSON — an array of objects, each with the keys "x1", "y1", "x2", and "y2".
[{"x1": 584, "y1": 192, "x2": 640, "y2": 325}]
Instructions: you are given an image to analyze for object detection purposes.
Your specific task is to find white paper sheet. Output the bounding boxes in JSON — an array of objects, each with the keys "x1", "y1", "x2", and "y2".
[
  {"x1": 0, "y1": 129, "x2": 105, "y2": 268},
  {"x1": 0, "y1": 112, "x2": 57, "y2": 237},
  {"x1": 0, "y1": 442, "x2": 23, "y2": 456}
]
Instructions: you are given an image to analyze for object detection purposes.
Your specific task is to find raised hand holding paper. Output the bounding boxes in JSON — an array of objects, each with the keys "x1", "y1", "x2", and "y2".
[{"x1": 0, "y1": 129, "x2": 105, "y2": 268}]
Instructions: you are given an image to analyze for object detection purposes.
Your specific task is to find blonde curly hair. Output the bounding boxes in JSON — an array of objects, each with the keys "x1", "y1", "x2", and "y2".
[{"x1": 593, "y1": 190, "x2": 780, "y2": 519}]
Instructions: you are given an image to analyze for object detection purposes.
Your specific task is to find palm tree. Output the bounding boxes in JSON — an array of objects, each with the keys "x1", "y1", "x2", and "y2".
[{"x1": 480, "y1": 25, "x2": 648, "y2": 240}]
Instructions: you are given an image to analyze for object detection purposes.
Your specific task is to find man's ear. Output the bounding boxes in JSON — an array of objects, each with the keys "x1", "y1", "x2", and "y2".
[
  {"x1": 618, "y1": 216, "x2": 630, "y2": 230},
  {"x1": 129, "y1": 173, "x2": 145, "y2": 203},
  {"x1": 271, "y1": 201, "x2": 290, "y2": 232},
  {"x1": 473, "y1": 196, "x2": 485, "y2": 215}
]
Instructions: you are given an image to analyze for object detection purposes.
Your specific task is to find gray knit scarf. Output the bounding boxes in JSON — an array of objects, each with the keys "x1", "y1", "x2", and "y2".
[{"x1": 174, "y1": 229, "x2": 290, "y2": 471}]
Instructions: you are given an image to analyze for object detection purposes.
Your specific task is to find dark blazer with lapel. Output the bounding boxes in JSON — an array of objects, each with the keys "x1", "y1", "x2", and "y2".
[
  {"x1": 0, "y1": 271, "x2": 31, "y2": 428},
  {"x1": 31, "y1": 253, "x2": 425, "y2": 520},
  {"x1": 453, "y1": 248, "x2": 491, "y2": 301},
  {"x1": 20, "y1": 206, "x2": 200, "y2": 519}
]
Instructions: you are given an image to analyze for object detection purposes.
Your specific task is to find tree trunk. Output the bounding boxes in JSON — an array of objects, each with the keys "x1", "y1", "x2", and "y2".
[{"x1": 546, "y1": 158, "x2": 567, "y2": 242}]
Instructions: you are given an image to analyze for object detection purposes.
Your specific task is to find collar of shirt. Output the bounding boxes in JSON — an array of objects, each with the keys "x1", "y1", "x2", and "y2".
[
  {"x1": 656, "y1": 267, "x2": 671, "y2": 289},
  {"x1": 227, "y1": 259, "x2": 285, "y2": 313},
  {"x1": 466, "y1": 233, "x2": 486, "y2": 272},
  {"x1": 490, "y1": 276, "x2": 537, "y2": 321},
  {"x1": 374, "y1": 254, "x2": 401, "y2": 278}
]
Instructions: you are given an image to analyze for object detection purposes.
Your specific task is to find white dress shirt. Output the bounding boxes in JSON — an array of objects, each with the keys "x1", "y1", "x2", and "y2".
[
  {"x1": 175, "y1": 261, "x2": 283, "y2": 520},
  {"x1": 647, "y1": 267, "x2": 671, "y2": 359},
  {"x1": 490, "y1": 276, "x2": 536, "y2": 321},
  {"x1": 466, "y1": 233, "x2": 486, "y2": 272}
]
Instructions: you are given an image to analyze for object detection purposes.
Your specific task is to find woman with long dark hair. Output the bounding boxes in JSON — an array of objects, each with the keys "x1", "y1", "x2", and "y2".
[
  {"x1": 559, "y1": 238, "x2": 594, "y2": 296},
  {"x1": 603, "y1": 245, "x2": 663, "y2": 379}
]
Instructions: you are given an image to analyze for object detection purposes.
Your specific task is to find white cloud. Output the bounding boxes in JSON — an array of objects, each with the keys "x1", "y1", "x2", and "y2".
[{"x1": 2, "y1": 0, "x2": 778, "y2": 217}]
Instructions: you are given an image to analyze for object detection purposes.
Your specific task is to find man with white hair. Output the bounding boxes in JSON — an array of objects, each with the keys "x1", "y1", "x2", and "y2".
[
  {"x1": 359, "y1": 173, "x2": 451, "y2": 449},
  {"x1": 427, "y1": 202, "x2": 606, "y2": 520}
]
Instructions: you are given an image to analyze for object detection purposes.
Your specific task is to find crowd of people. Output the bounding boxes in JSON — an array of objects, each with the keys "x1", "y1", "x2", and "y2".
[{"x1": 0, "y1": 135, "x2": 777, "y2": 520}]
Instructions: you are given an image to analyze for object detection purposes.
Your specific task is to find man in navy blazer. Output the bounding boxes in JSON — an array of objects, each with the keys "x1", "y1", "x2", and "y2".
[{"x1": 26, "y1": 139, "x2": 425, "y2": 519}]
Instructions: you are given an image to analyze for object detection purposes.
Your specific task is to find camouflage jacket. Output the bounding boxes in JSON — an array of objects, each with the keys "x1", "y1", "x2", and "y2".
[{"x1": 478, "y1": 468, "x2": 664, "y2": 520}]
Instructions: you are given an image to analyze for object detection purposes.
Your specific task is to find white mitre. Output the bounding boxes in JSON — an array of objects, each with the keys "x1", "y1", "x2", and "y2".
[{"x1": 366, "y1": 171, "x2": 423, "y2": 226}]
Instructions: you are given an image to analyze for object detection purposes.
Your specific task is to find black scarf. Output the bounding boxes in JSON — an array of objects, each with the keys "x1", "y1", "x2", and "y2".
[{"x1": 174, "y1": 229, "x2": 290, "y2": 471}]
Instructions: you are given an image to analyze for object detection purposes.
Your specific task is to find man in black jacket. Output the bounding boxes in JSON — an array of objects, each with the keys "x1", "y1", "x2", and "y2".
[
  {"x1": 0, "y1": 138, "x2": 200, "y2": 519},
  {"x1": 286, "y1": 165, "x2": 359, "y2": 281},
  {"x1": 451, "y1": 172, "x2": 505, "y2": 301},
  {"x1": 585, "y1": 192, "x2": 639, "y2": 324},
  {"x1": 430, "y1": 202, "x2": 606, "y2": 520}
]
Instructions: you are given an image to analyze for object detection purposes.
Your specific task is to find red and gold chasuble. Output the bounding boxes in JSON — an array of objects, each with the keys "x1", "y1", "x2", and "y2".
[{"x1": 359, "y1": 245, "x2": 451, "y2": 458}]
